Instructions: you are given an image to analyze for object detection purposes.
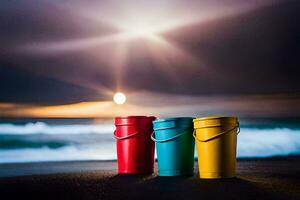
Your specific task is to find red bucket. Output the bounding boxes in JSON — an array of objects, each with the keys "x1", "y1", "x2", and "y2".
[{"x1": 114, "y1": 116, "x2": 156, "y2": 174}]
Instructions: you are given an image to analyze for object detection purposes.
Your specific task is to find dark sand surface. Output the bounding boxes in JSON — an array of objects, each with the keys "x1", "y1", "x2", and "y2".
[{"x1": 1, "y1": 157, "x2": 300, "y2": 200}]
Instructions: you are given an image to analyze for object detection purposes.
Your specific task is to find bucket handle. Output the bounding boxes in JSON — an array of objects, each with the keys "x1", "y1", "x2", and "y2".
[
  {"x1": 113, "y1": 130, "x2": 140, "y2": 140},
  {"x1": 193, "y1": 123, "x2": 240, "y2": 142},
  {"x1": 151, "y1": 128, "x2": 191, "y2": 143}
]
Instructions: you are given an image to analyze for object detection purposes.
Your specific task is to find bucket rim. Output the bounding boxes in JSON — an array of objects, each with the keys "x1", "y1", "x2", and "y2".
[
  {"x1": 115, "y1": 115, "x2": 156, "y2": 119},
  {"x1": 115, "y1": 116, "x2": 156, "y2": 126},
  {"x1": 153, "y1": 117, "x2": 194, "y2": 124},
  {"x1": 193, "y1": 116, "x2": 237, "y2": 122}
]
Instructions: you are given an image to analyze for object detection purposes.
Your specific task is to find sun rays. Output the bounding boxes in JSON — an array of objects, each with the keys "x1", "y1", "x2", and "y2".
[
  {"x1": 15, "y1": 0, "x2": 276, "y2": 102},
  {"x1": 19, "y1": 9, "x2": 202, "y2": 95},
  {"x1": 20, "y1": 13, "x2": 201, "y2": 99}
]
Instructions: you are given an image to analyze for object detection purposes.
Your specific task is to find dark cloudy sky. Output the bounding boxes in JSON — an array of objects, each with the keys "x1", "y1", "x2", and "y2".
[{"x1": 0, "y1": 0, "x2": 299, "y2": 118}]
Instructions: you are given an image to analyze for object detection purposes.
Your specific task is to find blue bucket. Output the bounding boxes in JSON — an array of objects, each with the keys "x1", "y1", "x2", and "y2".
[{"x1": 152, "y1": 117, "x2": 195, "y2": 176}]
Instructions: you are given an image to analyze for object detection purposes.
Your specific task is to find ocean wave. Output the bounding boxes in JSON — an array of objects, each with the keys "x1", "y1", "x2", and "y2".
[
  {"x1": 0, "y1": 137, "x2": 69, "y2": 149},
  {"x1": 0, "y1": 126, "x2": 300, "y2": 163},
  {"x1": 238, "y1": 128, "x2": 300, "y2": 158},
  {"x1": 0, "y1": 122, "x2": 115, "y2": 135},
  {"x1": 0, "y1": 133, "x2": 114, "y2": 150},
  {"x1": 0, "y1": 145, "x2": 117, "y2": 163}
]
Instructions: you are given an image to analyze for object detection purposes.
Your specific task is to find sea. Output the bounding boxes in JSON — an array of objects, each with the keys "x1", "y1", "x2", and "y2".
[{"x1": 0, "y1": 118, "x2": 300, "y2": 164}]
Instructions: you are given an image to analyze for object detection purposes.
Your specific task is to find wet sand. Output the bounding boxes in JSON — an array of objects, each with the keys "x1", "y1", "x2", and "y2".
[{"x1": 1, "y1": 157, "x2": 300, "y2": 200}]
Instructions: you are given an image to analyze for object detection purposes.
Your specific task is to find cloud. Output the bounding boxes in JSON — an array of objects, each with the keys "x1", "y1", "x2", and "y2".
[
  {"x1": 1, "y1": 93, "x2": 299, "y2": 118},
  {"x1": 0, "y1": 0, "x2": 299, "y2": 107}
]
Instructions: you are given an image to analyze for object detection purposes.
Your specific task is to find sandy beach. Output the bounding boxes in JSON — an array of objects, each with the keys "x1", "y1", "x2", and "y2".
[{"x1": 0, "y1": 157, "x2": 300, "y2": 200}]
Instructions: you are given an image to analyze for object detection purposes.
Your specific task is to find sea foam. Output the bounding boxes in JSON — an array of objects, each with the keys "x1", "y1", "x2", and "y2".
[
  {"x1": 0, "y1": 122, "x2": 114, "y2": 135},
  {"x1": 0, "y1": 122, "x2": 300, "y2": 163}
]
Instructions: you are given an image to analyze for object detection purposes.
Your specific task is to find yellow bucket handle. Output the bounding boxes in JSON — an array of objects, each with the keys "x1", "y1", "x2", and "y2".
[
  {"x1": 113, "y1": 130, "x2": 140, "y2": 140},
  {"x1": 193, "y1": 123, "x2": 240, "y2": 142}
]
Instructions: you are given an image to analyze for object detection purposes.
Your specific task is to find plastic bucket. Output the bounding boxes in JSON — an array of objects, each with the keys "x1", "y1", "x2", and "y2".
[
  {"x1": 114, "y1": 116, "x2": 156, "y2": 174},
  {"x1": 152, "y1": 117, "x2": 195, "y2": 176},
  {"x1": 193, "y1": 116, "x2": 239, "y2": 179}
]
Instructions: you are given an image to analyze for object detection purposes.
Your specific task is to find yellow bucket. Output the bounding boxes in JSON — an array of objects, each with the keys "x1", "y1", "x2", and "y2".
[{"x1": 193, "y1": 116, "x2": 239, "y2": 179}]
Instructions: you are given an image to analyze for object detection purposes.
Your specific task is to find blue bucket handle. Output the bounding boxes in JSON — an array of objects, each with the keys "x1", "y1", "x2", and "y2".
[
  {"x1": 193, "y1": 122, "x2": 240, "y2": 142},
  {"x1": 113, "y1": 130, "x2": 140, "y2": 140},
  {"x1": 151, "y1": 128, "x2": 192, "y2": 143}
]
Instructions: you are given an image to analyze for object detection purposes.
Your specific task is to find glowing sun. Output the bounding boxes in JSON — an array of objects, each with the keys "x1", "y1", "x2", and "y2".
[{"x1": 113, "y1": 92, "x2": 126, "y2": 105}]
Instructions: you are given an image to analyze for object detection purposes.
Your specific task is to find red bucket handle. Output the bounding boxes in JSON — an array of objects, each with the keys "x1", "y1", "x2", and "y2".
[
  {"x1": 193, "y1": 123, "x2": 240, "y2": 142},
  {"x1": 113, "y1": 130, "x2": 140, "y2": 140},
  {"x1": 151, "y1": 128, "x2": 191, "y2": 143}
]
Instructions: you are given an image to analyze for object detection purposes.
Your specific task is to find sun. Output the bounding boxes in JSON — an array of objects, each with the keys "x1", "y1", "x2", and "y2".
[{"x1": 113, "y1": 92, "x2": 126, "y2": 105}]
